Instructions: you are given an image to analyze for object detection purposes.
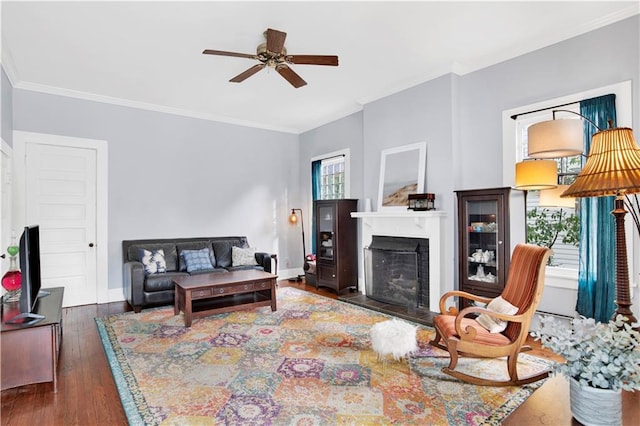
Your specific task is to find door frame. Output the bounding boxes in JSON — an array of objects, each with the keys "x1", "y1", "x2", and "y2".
[
  {"x1": 1, "y1": 138, "x2": 13, "y2": 279},
  {"x1": 12, "y1": 131, "x2": 109, "y2": 304}
]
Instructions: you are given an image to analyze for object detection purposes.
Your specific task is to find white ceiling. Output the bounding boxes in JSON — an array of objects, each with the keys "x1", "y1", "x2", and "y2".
[{"x1": 2, "y1": 1, "x2": 638, "y2": 134}]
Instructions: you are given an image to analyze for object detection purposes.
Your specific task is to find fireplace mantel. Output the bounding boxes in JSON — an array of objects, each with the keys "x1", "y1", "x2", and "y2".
[{"x1": 351, "y1": 210, "x2": 447, "y2": 312}]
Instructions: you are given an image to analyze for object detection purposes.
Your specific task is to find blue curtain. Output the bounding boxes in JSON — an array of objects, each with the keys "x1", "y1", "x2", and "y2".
[
  {"x1": 576, "y1": 94, "x2": 617, "y2": 322},
  {"x1": 311, "y1": 160, "x2": 322, "y2": 255}
]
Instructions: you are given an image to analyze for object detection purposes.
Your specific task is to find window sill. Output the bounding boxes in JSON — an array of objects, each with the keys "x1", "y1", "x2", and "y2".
[{"x1": 545, "y1": 266, "x2": 578, "y2": 290}]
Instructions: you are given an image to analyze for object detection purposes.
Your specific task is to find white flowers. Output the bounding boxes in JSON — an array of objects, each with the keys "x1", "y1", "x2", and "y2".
[{"x1": 531, "y1": 315, "x2": 640, "y2": 391}]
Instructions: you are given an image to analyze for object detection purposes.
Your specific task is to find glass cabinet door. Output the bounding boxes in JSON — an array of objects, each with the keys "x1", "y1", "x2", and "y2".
[
  {"x1": 465, "y1": 200, "x2": 499, "y2": 286},
  {"x1": 318, "y1": 205, "x2": 334, "y2": 260}
]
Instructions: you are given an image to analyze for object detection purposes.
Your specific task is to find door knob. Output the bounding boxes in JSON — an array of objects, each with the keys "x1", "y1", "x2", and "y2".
[{"x1": 89, "y1": 243, "x2": 95, "y2": 247}]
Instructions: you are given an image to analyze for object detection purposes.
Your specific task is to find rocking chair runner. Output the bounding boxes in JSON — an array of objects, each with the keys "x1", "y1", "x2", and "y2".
[{"x1": 430, "y1": 243, "x2": 552, "y2": 386}]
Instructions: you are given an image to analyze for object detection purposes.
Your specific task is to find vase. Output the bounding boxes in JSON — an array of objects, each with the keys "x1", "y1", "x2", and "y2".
[
  {"x1": 2, "y1": 243, "x2": 22, "y2": 302},
  {"x1": 569, "y1": 377, "x2": 622, "y2": 426}
]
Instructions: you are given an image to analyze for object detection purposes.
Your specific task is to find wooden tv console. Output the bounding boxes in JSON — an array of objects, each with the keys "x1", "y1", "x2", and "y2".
[{"x1": 1, "y1": 287, "x2": 64, "y2": 392}]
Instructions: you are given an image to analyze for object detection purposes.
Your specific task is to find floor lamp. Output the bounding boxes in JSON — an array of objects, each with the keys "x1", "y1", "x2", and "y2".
[
  {"x1": 560, "y1": 127, "x2": 640, "y2": 326},
  {"x1": 514, "y1": 159, "x2": 558, "y2": 241},
  {"x1": 288, "y1": 208, "x2": 306, "y2": 282}
]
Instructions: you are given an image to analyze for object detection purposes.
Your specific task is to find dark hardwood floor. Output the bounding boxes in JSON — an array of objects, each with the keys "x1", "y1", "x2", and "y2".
[{"x1": 2, "y1": 280, "x2": 637, "y2": 425}]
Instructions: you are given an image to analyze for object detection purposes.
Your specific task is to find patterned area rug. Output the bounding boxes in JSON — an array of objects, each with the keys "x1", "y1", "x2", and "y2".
[{"x1": 95, "y1": 287, "x2": 550, "y2": 425}]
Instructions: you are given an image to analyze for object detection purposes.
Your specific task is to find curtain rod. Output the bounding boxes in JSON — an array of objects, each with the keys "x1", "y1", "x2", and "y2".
[{"x1": 509, "y1": 94, "x2": 613, "y2": 121}]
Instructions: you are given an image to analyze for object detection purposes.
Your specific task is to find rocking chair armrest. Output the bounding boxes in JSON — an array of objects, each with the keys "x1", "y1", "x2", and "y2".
[
  {"x1": 438, "y1": 290, "x2": 493, "y2": 315},
  {"x1": 458, "y1": 306, "x2": 527, "y2": 323}
]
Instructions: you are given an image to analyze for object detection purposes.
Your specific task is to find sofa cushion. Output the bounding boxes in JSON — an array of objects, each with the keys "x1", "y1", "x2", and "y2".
[
  {"x1": 138, "y1": 248, "x2": 167, "y2": 275},
  {"x1": 144, "y1": 271, "x2": 189, "y2": 292},
  {"x1": 181, "y1": 248, "x2": 216, "y2": 273},
  {"x1": 225, "y1": 265, "x2": 264, "y2": 272},
  {"x1": 212, "y1": 238, "x2": 248, "y2": 268},
  {"x1": 176, "y1": 241, "x2": 216, "y2": 271},
  {"x1": 232, "y1": 246, "x2": 259, "y2": 266},
  {"x1": 129, "y1": 243, "x2": 178, "y2": 271}
]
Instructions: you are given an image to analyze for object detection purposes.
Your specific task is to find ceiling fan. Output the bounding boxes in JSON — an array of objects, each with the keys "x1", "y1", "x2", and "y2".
[{"x1": 203, "y1": 28, "x2": 339, "y2": 88}]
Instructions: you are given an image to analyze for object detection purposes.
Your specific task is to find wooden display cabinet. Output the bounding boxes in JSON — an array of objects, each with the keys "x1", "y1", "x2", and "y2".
[
  {"x1": 314, "y1": 199, "x2": 358, "y2": 294},
  {"x1": 455, "y1": 188, "x2": 510, "y2": 309}
]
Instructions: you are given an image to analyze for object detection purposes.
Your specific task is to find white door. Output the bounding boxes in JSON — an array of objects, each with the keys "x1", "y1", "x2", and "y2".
[
  {"x1": 20, "y1": 139, "x2": 102, "y2": 307},
  {"x1": 1, "y1": 140, "x2": 12, "y2": 281}
]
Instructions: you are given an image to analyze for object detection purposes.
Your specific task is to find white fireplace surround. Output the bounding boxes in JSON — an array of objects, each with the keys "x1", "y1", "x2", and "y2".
[{"x1": 351, "y1": 211, "x2": 447, "y2": 312}]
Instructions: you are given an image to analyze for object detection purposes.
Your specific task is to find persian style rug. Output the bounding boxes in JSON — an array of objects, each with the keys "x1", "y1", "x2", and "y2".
[{"x1": 96, "y1": 287, "x2": 550, "y2": 425}]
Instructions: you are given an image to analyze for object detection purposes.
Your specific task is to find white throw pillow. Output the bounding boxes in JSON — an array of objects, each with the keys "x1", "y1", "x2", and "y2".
[
  {"x1": 139, "y1": 249, "x2": 167, "y2": 275},
  {"x1": 475, "y1": 296, "x2": 518, "y2": 333},
  {"x1": 232, "y1": 246, "x2": 259, "y2": 266}
]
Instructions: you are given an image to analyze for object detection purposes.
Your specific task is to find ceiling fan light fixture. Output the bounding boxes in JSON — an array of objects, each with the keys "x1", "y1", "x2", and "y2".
[{"x1": 203, "y1": 28, "x2": 338, "y2": 88}]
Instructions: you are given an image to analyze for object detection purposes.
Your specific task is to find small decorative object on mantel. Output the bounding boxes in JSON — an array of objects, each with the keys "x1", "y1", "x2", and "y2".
[
  {"x1": 408, "y1": 193, "x2": 435, "y2": 211},
  {"x1": 532, "y1": 315, "x2": 640, "y2": 426}
]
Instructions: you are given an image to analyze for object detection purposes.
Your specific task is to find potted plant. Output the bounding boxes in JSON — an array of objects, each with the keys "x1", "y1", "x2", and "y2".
[{"x1": 531, "y1": 315, "x2": 640, "y2": 426}]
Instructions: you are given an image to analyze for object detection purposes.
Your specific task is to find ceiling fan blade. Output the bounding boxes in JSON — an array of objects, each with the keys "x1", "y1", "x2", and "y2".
[
  {"x1": 287, "y1": 55, "x2": 339, "y2": 66},
  {"x1": 276, "y1": 65, "x2": 307, "y2": 88},
  {"x1": 229, "y1": 64, "x2": 266, "y2": 83},
  {"x1": 202, "y1": 49, "x2": 257, "y2": 60},
  {"x1": 266, "y1": 28, "x2": 287, "y2": 54}
]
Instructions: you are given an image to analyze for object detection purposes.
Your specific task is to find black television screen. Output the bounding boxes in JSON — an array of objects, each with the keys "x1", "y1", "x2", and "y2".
[{"x1": 6, "y1": 225, "x2": 45, "y2": 325}]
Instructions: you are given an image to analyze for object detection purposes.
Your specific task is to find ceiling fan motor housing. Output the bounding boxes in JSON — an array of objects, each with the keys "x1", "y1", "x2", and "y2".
[{"x1": 257, "y1": 42, "x2": 288, "y2": 67}]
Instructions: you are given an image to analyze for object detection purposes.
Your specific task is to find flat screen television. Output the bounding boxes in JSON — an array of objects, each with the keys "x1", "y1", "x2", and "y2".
[{"x1": 6, "y1": 225, "x2": 47, "y2": 325}]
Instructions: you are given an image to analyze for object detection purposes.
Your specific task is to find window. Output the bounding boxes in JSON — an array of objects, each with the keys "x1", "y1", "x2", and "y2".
[
  {"x1": 504, "y1": 82, "x2": 635, "y2": 318},
  {"x1": 319, "y1": 156, "x2": 345, "y2": 200},
  {"x1": 311, "y1": 149, "x2": 350, "y2": 201},
  {"x1": 515, "y1": 105, "x2": 581, "y2": 269},
  {"x1": 310, "y1": 149, "x2": 351, "y2": 254}
]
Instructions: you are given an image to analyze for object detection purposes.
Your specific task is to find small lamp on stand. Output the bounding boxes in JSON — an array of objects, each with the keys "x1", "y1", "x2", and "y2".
[
  {"x1": 288, "y1": 208, "x2": 306, "y2": 282},
  {"x1": 561, "y1": 127, "x2": 640, "y2": 327}
]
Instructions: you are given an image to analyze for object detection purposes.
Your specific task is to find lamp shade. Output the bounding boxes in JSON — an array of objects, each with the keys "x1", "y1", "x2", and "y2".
[
  {"x1": 528, "y1": 119, "x2": 583, "y2": 158},
  {"x1": 539, "y1": 185, "x2": 575, "y2": 208},
  {"x1": 514, "y1": 160, "x2": 558, "y2": 190},
  {"x1": 562, "y1": 128, "x2": 640, "y2": 198},
  {"x1": 289, "y1": 210, "x2": 298, "y2": 224}
]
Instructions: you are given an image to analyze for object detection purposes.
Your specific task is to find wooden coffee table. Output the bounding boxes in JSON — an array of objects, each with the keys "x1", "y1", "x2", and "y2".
[{"x1": 173, "y1": 270, "x2": 277, "y2": 327}]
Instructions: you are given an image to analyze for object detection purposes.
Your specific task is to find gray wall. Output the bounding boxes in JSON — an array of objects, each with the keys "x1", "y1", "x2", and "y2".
[
  {"x1": 11, "y1": 90, "x2": 300, "y2": 290},
  {"x1": 300, "y1": 16, "x2": 639, "y2": 298},
  {"x1": 361, "y1": 73, "x2": 458, "y2": 290},
  {"x1": 458, "y1": 15, "x2": 639, "y2": 189},
  {"x1": 299, "y1": 111, "x2": 364, "y2": 207},
  {"x1": 1, "y1": 68, "x2": 12, "y2": 145}
]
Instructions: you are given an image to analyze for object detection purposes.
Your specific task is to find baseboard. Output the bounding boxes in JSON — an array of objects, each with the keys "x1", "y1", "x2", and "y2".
[
  {"x1": 108, "y1": 288, "x2": 126, "y2": 303},
  {"x1": 530, "y1": 310, "x2": 574, "y2": 332}
]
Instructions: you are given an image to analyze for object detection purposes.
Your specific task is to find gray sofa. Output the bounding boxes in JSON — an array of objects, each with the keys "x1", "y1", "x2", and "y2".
[{"x1": 123, "y1": 236, "x2": 274, "y2": 312}]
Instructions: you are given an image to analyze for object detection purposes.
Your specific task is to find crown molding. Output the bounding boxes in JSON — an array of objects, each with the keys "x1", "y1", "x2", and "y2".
[
  {"x1": 11, "y1": 80, "x2": 301, "y2": 134},
  {"x1": 356, "y1": 63, "x2": 454, "y2": 106},
  {"x1": 297, "y1": 103, "x2": 364, "y2": 134},
  {"x1": 454, "y1": 4, "x2": 640, "y2": 76},
  {"x1": 1, "y1": 40, "x2": 19, "y2": 86}
]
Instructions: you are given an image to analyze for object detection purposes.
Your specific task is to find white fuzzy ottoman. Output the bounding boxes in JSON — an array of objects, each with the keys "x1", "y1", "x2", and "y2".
[{"x1": 370, "y1": 319, "x2": 418, "y2": 371}]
